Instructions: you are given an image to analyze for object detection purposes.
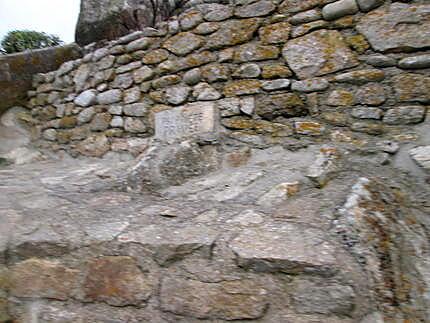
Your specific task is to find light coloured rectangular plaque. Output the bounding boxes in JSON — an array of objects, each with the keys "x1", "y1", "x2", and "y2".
[{"x1": 155, "y1": 102, "x2": 219, "y2": 142}]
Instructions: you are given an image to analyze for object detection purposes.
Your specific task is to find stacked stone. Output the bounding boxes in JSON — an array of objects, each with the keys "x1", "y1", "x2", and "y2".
[{"x1": 27, "y1": 0, "x2": 429, "y2": 159}]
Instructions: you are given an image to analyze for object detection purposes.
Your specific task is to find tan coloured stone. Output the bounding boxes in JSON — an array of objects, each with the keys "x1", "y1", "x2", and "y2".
[
  {"x1": 207, "y1": 18, "x2": 261, "y2": 49},
  {"x1": 259, "y1": 22, "x2": 291, "y2": 44},
  {"x1": 159, "y1": 51, "x2": 217, "y2": 73},
  {"x1": 160, "y1": 277, "x2": 268, "y2": 320},
  {"x1": 261, "y1": 64, "x2": 293, "y2": 79},
  {"x1": 162, "y1": 32, "x2": 204, "y2": 56},
  {"x1": 256, "y1": 93, "x2": 306, "y2": 120},
  {"x1": 142, "y1": 49, "x2": 169, "y2": 65},
  {"x1": 333, "y1": 69, "x2": 385, "y2": 84},
  {"x1": 10, "y1": 259, "x2": 79, "y2": 300},
  {"x1": 392, "y1": 73, "x2": 430, "y2": 104},
  {"x1": 84, "y1": 256, "x2": 154, "y2": 306},
  {"x1": 357, "y1": 3, "x2": 430, "y2": 52},
  {"x1": 76, "y1": 134, "x2": 110, "y2": 157},
  {"x1": 295, "y1": 121, "x2": 325, "y2": 136},
  {"x1": 283, "y1": 30, "x2": 358, "y2": 79},
  {"x1": 326, "y1": 89, "x2": 355, "y2": 106},
  {"x1": 233, "y1": 43, "x2": 280, "y2": 63},
  {"x1": 224, "y1": 80, "x2": 262, "y2": 97}
]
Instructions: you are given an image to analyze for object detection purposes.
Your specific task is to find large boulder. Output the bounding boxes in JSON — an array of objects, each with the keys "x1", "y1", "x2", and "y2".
[{"x1": 75, "y1": 0, "x2": 229, "y2": 46}]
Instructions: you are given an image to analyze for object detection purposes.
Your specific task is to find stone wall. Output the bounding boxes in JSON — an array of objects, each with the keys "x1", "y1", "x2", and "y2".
[
  {"x1": 28, "y1": 0, "x2": 430, "y2": 161},
  {"x1": 0, "y1": 44, "x2": 82, "y2": 115}
]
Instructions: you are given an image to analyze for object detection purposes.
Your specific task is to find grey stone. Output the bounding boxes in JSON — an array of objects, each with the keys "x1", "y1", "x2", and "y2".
[
  {"x1": 289, "y1": 9, "x2": 322, "y2": 25},
  {"x1": 383, "y1": 106, "x2": 426, "y2": 125},
  {"x1": 230, "y1": 222, "x2": 338, "y2": 274},
  {"x1": 97, "y1": 55, "x2": 115, "y2": 70},
  {"x1": 56, "y1": 61, "x2": 75, "y2": 77},
  {"x1": 355, "y1": 83, "x2": 386, "y2": 106},
  {"x1": 112, "y1": 73, "x2": 134, "y2": 89},
  {"x1": 306, "y1": 147, "x2": 341, "y2": 187},
  {"x1": 216, "y1": 98, "x2": 241, "y2": 117},
  {"x1": 77, "y1": 106, "x2": 96, "y2": 125},
  {"x1": 123, "y1": 103, "x2": 149, "y2": 117},
  {"x1": 183, "y1": 68, "x2": 202, "y2": 85},
  {"x1": 356, "y1": 3, "x2": 430, "y2": 52},
  {"x1": 283, "y1": 30, "x2": 358, "y2": 79},
  {"x1": 240, "y1": 96, "x2": 255, "y2": 115},
  {"x1": 73, "y1": 64, "x2": 91, "y2": 92},
  {"x1": 154, "y1": 102, "x2": 218, "y2": 142},
  {"x1": 163, "y1": 32, "x2": 204, "y2": 56},
  {"x1": 364, "y1": 54, "x2": 397, "y2": 67},
  {"x1": 207, "y1": 18, "x2": 261, "y2": 49},
  {"x1": 194, "y1": 22, "x2": 219, "y2": 35},
  {"x1": 133, "y1": 66, "x2": 154, "y2": 83},
  {"x1": 292, "y1": 279, "x2": 355, "y2": 315},
  {"x1": 92, "y1": 48, "x2": 109, "y2": 61},
  {"x1": 179, "y1": 10, "x2": 203, "y2": 30},
  {"x1": 409, "y1": 146, "x2": 430, "y2": 170},
  {"x1": 165, "y1": 86, "x2": 191, "y2": 105},
  {"x1": 76, "y1": 134, "x2": 110, "y2": 157},
  {"x1": 97, "y1": 90, "x2": 122, "y2": 104},
  {"x1": 291, "y1": 20, "x2": 329, "y2": 38},
  {"x1": 123, "y1": 86, "x2": 141, "y2": 104},
  {"x1": 110, "y1": 116, "x2": 124, "y2": 128},
  {"x1": 351, "y1": 107, "x2": 383, "y2": 120},
  {"x1": 201, "y1": 4, "x2": 233, "y2": 21},
  {"x1": 235, "y1": 0, "x2": 276, "y2": 18},
  {"x1": 233, "y1": 63, "x2": 261, "y2": 79},
  {"x1": 116, "y1": 61, "x2": 142, "y2": 74},
  {"x1": 118, "y1": 224, "x2": 218, "y2": 265},
  {"x1": 74, "y1": 90, "x2": 97, "y2": 107},
  {"x1": 356, "y1": 0, "x2": 384, "y2": 12},
  {"x1": 392, "y1": 73, "x2": 430, "y2": 104},
  {"x1": 108, "y1": 106, "x2": 122, "y2": 115},
  {"x1": 333, "y1": 69, "x2": 385, "y2": 84},
  {"x1": 291, "y1": 78, "x2": 329, "y2": 92},
  {"x1": 124, "y1": 117, "x2": 146, "y2": 133},
  {"x1": 377, "y1": 141, "x2": 400, "y2": 154},
  {"x1": 126, "y1": 38, "x2": 151, "y2": 52},
  {"x1": 193, "y1": 83, "x2": 222, "y2": 101},
  {"x1": 398, "y1": 55, "x2": 430, "y2": 69},
  {"x1": 201, "y1": 64, "x2": 230, "y2": 82},
  {"x1": 262, "y1": 79, "x2": 291, "y2": 91},
  {"x1": 42, "y1": 129, "x2": 57, "y2": 141},
  {"x1": 322, "y1": 0, "x2": 359, "y2": 20}
]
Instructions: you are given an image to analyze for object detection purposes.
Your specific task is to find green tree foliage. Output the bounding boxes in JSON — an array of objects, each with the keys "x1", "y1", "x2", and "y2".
[{"x1": 0, "y1": 30, "x2": 64, "y2": 54}]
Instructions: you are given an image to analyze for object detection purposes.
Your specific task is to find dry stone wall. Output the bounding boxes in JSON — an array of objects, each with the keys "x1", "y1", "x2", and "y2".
[{"x1": 28, "y1": 0, "x2": 429, "y2": 166}]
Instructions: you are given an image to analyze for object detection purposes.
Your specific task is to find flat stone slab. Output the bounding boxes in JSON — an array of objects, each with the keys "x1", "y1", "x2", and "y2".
[
  {"x1": 154, "y1": 102, "x2": 219, "y2": 142},
  {"x1": 230, "y1": 223, "x2": 338, "y2": 275},
  {"x1": 357, "y1": 3, "x2": 430, "y2": 52},
  {"x1": 410, "y1": 146, "x2": 430, "y2": 171},
  {"x1": 118, "y1": 224, "x2": 219, "y2": 265}
]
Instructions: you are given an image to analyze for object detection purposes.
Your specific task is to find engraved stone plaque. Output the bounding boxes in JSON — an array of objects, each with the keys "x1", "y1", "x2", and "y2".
[{"x1": 155, "y1": 102, "x2": 219, "y2": 142}]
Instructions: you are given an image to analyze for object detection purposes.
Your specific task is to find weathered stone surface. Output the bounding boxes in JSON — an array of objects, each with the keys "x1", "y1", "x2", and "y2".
[
  {"x1": 283, "y1": 30, "x2": 358, "y2": 79},
  {"x1": 233, "y1": 43, "x2": 280, "y2": 63},
  {"x1": 291, "y1": 78, "x2": 329, "y2": 92},
  {"x1": 180, "y1": 10, "x2": 203, "y2": 30},
  {"x1": 292, "y1": 278, "x2": 355, "y2": 315},
  {"x1": 356, "y1": 0, "x2": 384, "y2": 12},
  {"x1": 76, "y1": 134, "x2": 110, "y2": 157},
  {"x1": 262, "y1": 79, "x2": 291, "y2": 91},
  {"x1": 306, "y1": 147, "x2": 340, "y2": 186},
  {"x1": 123, "y1": 86, "x2": 141, "y2": 104},
  {"x1": 152, "y1": 75, "x2": 181, "y2": 89},
  {"x1": 163, "y1": 32, "x2": 204, "y2": 56},
  {"x1": 351, "y1": 107, "x2": 383, "y2": 120},
  {"x1": 216, "y1": 97, "x2": 240, "y2": 117},
  {"x1": 90, "y1": 113, "x2": 112, "y2": 131},
  {"x1": 116, "y1": 61, "x2": 142, "y2": 74},
  {"x1": 235, "y1": 0, "x2": 275, "y2": 18},
  {"x1": 224, "y1": 80, "x2": 261, "y2": 97},
  {"x1": 261, "y1": 64, "x2": 292, "y2": 79},
  {"x1": 290, "y1": 9, "x2": 322, "y2": 25},
  {"x1": 355, "y1": 83, "x2": 386, "y2": 106},
  {"x1": 259, "y1": 22, "x2": 291, "y2": 44},
  {"x1": 154, "y1": 102, "x2": 218, "y2": 142},
  {"x1": 84, "y1": 256, "x2": 154, "y2": 306},
  {"x1": 142, "y1": 49, "x2": 169, "y2": 65},
  {"x1": 74, "y1": 89, "x2": 97, "y2": 107},
  {"x1": 97, "y1": 55, "x2": 115, "y2": 70},
  {"x1": 119, "y1": 224, "x2": 218, "y2": 265},
  {"x1": 165, "y1": 85, "x2": 191, "y2": 105},
  {"x1": 123, "y1": 103, "x2": 148, "y2": 117},
  {"x1": 159, "y1": 51, "x2": 217, "y2": 73},
  {"x1": 194, "y1": 21, "x2": 220, "y2": 35},
  {"x1": 383, "y1": 106, "x2": 426, "y2": 125},
  {"x1": 201, "y1": 64, "x2": 230, "y2": 82},
  {"x1": 409, "y1": 146, "x2": 430, "y2": 171},
  {"x1": 10, "y1": 259, "x2": 79, "y2": 300},
  {"x1": 183, "y1": 68, "x2": 202, "y2": 85},
  {"x1": 230, "y1": 223, "x2": 338, "y2": 274},
  {"x1": 322, "y1": 0, "x2": 359, "y2": 21},
  {"x1": 207, "y1": 18, "x2": 261, "y2": 49},
  {"x1": 126, "y1": 37, "x2": 152, "y2": 52},
  {"x1": 256, "y1": 93, "x2": 306, "y2": 120},
  {"x1": 333, "y1": 69, "x2": 385, "y2": 85},
  {"x1": 110, "y1": 116, "x2": 124, "y2": 128},
  {"x1": 279, "y1": 0, "x2": 329, "y2": 14},
  {"x1": 398, "y1": 55, "x2": 430, "y2": 69},
  {"x1": 326, "y1": 89, "x2": 354, "y2": 106},
  {"x1": 392, "y1": 73, "x2": 430, "y2": 104},
  {"x1": 295, "y1": 121, "x2": 324, "y2": 136},
  {"x1": 291, "y1": 20, "x2": 329, "y2": 38},
  {"x1": 124, "y1": 117, "x2": 147, "y2": 133},
  {"x1": 193, "y1": 82, "x2": 222, "y2": 101},
  {"x1": 112, "y1": 73, "x2": 134, "y2": 89},
  {"x1": 97, "y1": 89, "x2": 122, "y2": 104},
  {"x1": 233, "y1": 63, "x2": 261, "y2": 79},
  {"x1": 356, "y1": 3, "x2": 430, "y2": 52},
  {"x1": 364, "y1": 54, "x2": 397, "y2": 67},
  {"x1": 160, "y1": 277, "x2": 268, "y2": 320},
  {"x1": 77, "y1": 106, "x2": 96, "y2": 125},
  {"x1": 351, "y1": 121, "x2": 383, "y2": 135}
]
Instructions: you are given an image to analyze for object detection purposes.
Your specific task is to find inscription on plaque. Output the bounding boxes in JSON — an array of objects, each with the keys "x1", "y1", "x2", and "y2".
[{"x1": 155, "y1": 102, "x2": 219, "y2": 142}]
